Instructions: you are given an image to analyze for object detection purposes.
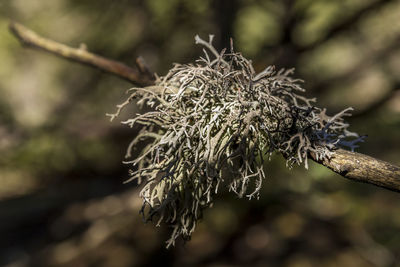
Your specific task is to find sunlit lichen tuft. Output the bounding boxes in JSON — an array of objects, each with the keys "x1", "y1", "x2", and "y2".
[{"x1": 108, "y1": 35, "x2": 365, "y2": 247}]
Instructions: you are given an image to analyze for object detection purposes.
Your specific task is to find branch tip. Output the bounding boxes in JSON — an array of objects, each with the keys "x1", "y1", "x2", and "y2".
[{"x1": 8, "y1": 21, "x2": 155, "y2": 87}]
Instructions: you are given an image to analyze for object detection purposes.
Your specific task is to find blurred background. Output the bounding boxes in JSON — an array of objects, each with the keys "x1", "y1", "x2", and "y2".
[{"x1": 1, "y1": 0, "x2": 400, "y2": 266}]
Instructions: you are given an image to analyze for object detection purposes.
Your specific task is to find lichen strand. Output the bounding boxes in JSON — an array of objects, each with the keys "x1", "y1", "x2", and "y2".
[{"x1": 108, "y1": 35, "x2": 365, "y2": 247}]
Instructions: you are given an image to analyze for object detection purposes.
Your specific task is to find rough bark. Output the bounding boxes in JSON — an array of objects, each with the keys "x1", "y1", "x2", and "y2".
[{"x1": 310, "y1": 149, "x2": 400, "y2": 192}]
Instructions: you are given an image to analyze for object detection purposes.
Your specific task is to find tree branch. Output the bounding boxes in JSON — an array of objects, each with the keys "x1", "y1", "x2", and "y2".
[
  {"x1": 310, "y1": 149, "x2": 400, "y2": 192},
  {"x1": 9, "y1": 21, "x2": 155, "y2": 87},
  {"x1": 9, "y1": 21, "x2": 400, "y2": 193}
]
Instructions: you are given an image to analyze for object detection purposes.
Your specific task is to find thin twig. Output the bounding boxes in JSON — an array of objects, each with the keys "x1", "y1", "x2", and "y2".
[
  {"x1": 310, "y1": 149, "x2": 400, "y2": 192},
  {"x1": 9, "y1": 21, "x2": 155, "y2": 87},
  {"x1": 135, "y1": 56, "x2": 154, "y2": 79},
  {"x1": 9, "y1": 21, "x2": 400, "y2": 193}
]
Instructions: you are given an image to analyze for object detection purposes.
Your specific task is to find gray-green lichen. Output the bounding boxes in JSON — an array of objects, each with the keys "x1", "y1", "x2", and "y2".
[{"x1": 108, "y1": 35, "x2": 365, "y2": 247}]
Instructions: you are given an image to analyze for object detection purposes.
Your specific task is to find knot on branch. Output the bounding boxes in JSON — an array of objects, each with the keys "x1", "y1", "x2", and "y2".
[{"x1": 108, "y1": 35, "x2": 365, "y2": 247}]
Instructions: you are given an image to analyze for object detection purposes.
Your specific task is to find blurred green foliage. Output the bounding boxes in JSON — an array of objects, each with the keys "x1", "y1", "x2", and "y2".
[{"x1": 0, "y1": 0, "x2": 400, "y2": 266}]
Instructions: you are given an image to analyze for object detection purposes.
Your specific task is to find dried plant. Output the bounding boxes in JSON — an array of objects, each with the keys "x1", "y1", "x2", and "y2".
[{"x1": 108, "y1": 35, "x2": 365, "y2": 247}]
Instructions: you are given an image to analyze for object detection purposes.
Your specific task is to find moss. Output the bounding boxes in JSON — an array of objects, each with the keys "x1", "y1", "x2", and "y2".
[{"x1": 109, "y1": 35, "x2": 365, "y2": 247}]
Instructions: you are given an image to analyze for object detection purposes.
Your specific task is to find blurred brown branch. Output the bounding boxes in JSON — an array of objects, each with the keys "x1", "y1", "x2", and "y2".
[
  {"x1": 299, "y1": 0, "x2": 394, "y2": 52},
  {"x1": 311, "y1": 36, "x2": 400, "y2": 96},
  {"x1": 9, "y1": 21, "x2": 155, "y2": 87},
  {"x1": 9, "y1": 21, "x2": 400, "y2": 193},
  {"x1": 353, "y1": 84, "x2": 400, "y2": 118}
]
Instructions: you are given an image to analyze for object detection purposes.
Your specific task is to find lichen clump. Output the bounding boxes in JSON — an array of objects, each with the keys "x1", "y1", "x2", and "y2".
[{"x1": 108, "y1": 35, "x2": 364, "y2": 247}]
